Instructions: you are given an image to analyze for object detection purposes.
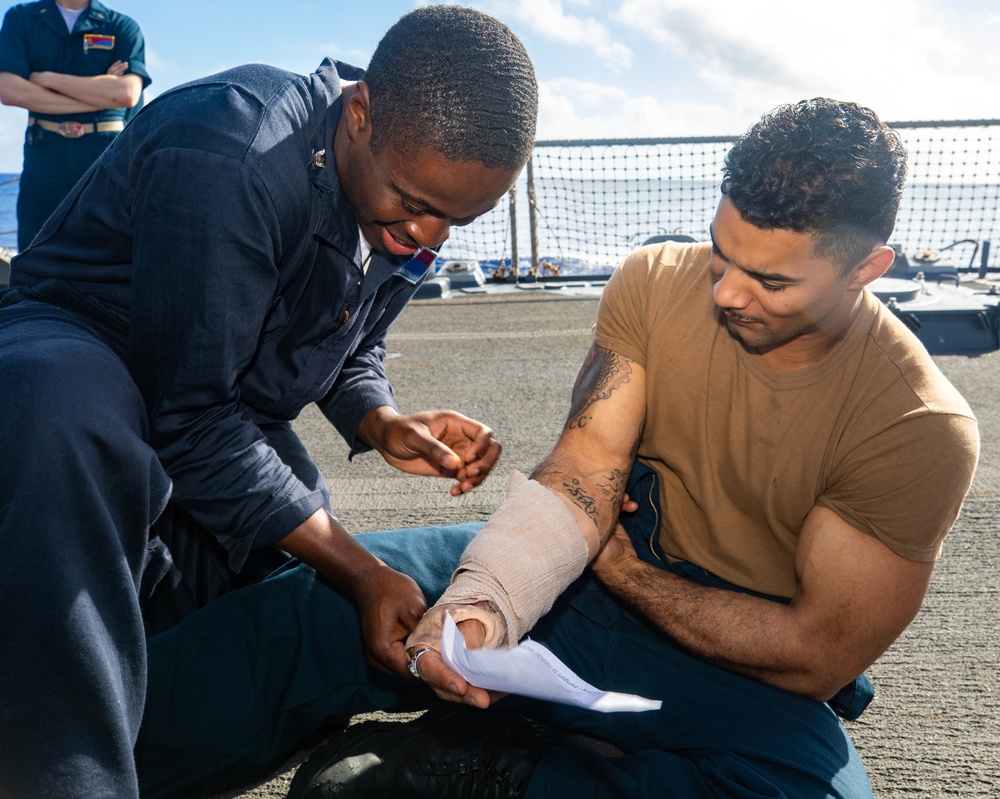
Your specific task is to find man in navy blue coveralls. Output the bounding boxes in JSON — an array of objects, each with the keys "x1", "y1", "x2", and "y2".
[
  {"x1": 0, "y1": 0, "x2": 149, "y2": 252},
  {"x1": 0, "y1": 6, "x2": 538, "y2": 798}
]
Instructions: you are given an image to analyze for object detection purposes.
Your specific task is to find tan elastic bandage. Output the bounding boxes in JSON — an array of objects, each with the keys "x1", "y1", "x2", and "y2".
[{"x1": 405, "y1": 471, "x2": 591, "y2": 653}]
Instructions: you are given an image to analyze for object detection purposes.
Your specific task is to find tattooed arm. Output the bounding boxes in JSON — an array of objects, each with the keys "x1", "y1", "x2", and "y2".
[
  {"x1": 399, "y1": 344, "x2": 649, "y2": 709},
  {"x1": 530, "y1": 344, "x2": 647, "y2": 554}
]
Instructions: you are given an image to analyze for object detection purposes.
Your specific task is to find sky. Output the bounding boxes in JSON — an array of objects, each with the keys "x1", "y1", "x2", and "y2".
[{"x1": 1, "y1": 0, "x2": 998, "y2": 172}]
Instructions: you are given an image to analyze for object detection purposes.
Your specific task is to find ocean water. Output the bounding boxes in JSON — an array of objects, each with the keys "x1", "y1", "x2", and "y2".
[
  {"x1": 0, "y1": 173, "x2": 18, "y2": 253},
  {"x1": 442, "y1": 177, "x2": 1000, "y2": 275},
  {"x1": 2, "y1": 171, "x2": 996, "y2": 273}
]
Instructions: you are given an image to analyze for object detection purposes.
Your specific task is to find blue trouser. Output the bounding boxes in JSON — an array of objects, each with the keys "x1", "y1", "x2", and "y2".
[
  {"x1": 16, "y1": 125, "x2": 117, "y2": 252},
  {"x1": 0, "y1": 302, "x2": 170, "y2": 798},
  {"x1": 0, "y1": 301, "x2": 317, "y2": 798},
  {"x1": 138, "y1": 479, "x2": 874, "y2": 798}
]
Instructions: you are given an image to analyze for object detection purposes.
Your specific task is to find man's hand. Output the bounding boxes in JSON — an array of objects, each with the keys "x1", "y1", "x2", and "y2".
[
  {"x1": 406, "y1": 618, "x2": 502, "y2": 709},
  {"x1": 359, "y1": 406, "x2": 501, "y2": 496},
  {"x1": 278, "y1": 509, "x2": 427, "y2": 676},
  {"x1": 352, "y1": 562, "x2": 428, "y2": 675},
  {"x1": 106, "y1": 60, "x2": 129, "y2": 77},
  {"x1": 590, "y1": 520, "x2": 640, "y2": 580}
]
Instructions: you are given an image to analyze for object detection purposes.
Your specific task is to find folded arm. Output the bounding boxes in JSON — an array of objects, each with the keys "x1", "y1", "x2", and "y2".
[
  {"x1": 592, "y1": 504, "x2": 933, "y2": 701},
  {"x1": 0, "y1": 70, "x2": 100, "y2": 114},
  {"x1": 29, "y1": 67, "x2": 142, "y2": 109},
  {"x1": 0, "y1": 63, "x2": 141, "y2": 114}
]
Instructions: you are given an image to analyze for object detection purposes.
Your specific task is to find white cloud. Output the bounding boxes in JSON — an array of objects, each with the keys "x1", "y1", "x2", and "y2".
[
  {"x1": 537, "y1": 77, "x2": 753, "y2": 140},
  {"x1": 484, "y1": 0, "x2": 632, "y2": 69},
  {"x1": 615, "y1": 0, "x2": 1000, "y2": 123}
]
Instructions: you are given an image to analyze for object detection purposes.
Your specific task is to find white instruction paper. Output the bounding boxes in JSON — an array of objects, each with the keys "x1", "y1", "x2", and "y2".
[{"x1": 440, "y1": 613, "x2": 661, "y2": 713}]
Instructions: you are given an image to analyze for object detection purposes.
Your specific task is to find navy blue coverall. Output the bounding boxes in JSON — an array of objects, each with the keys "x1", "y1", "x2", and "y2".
[
  {"x1": 0, "y1": 0, "x2": 151, "y2": 251},
  {"x1": 0, "y1": 59, "x2": 433, "y2": 798}
]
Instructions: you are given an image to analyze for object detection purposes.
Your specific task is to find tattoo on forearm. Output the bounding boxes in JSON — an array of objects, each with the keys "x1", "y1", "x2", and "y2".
[
  {"x1": 597, "y1": 468, "x2": 629, "y2": 508},
  {"x1": 532, "y1": 465, "x2": 631, "y2": 528},
  {"x1": 562, "y1": 477, "x2": 599, "y2": 522},
  {"x1": 566, "y1": 346, "x2": 633, "y2": 431}
]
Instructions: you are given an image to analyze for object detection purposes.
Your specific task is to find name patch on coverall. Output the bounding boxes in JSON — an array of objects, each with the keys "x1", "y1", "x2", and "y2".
[
  {"x1": 395, "y1": 247, "x2": 438, "y2": 284},
  {"x1": 84, "y1": 34, "x2": 115, "y2": 51}
]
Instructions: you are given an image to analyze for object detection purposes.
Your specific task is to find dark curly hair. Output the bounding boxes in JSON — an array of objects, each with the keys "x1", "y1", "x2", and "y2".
[
  {"x1": 364, "y1": 5, "x2": 538, "y2": 170},
  {"x1": 721, "y1": 98, "x2": 907, "y2": 270}
]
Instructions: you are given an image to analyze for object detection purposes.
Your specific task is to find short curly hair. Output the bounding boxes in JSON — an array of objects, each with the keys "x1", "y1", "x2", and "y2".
[
  {"x1": 364, "y1": 5, "x2": 538, "y2": 171},
  {"x1": 721, "y1": 98, "x2": 908, "y2": 270}
]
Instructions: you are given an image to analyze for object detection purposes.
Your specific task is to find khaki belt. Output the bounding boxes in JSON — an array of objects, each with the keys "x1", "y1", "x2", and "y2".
[{"x1": 28, "y1": 117, "x2": 125, "y2": 138}]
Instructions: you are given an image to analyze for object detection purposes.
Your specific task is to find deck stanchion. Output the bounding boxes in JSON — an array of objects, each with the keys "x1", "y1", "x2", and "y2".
[
  {"x1": 527, "y1": 155, "x2": 539, "y2": 282},
  {"x1": 508, "y1": 185, "x2": 517, "y2": 283}
]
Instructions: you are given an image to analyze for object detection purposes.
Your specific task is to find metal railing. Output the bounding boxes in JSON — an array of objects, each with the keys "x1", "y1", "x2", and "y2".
[
  {"x1": 4, "y1": 120, "x2": 999, "y2": 280},
  {"x1": 440, "y1": 119, "x2": 1000, "y2": 281}
]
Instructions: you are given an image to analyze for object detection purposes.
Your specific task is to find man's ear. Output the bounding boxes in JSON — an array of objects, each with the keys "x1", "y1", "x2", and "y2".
[
  {"x1": 849, "y1": 245, "x2": 896, "y2": 289},
  {"x1": 344, "y1": 80, "x2": 372, "y2": 143}
]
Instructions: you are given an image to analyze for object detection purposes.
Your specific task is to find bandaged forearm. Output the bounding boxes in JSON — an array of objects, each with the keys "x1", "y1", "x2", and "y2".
[{"x1": 406, "y1": 471, "x2": 591, "y2": 652}]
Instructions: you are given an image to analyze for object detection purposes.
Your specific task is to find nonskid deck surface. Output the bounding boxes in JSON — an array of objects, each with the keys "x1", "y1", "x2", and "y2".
[{"x1": 201, "y1": 292, "x2": 1000, "y2": 798}]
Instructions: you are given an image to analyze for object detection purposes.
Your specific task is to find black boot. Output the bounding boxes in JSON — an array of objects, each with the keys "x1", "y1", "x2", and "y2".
[{"x1": 286, "y1": 707, "x2": 551, "y2": 799}]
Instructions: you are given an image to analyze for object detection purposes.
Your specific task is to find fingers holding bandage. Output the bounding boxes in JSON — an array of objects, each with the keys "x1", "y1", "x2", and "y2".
[
  {"x1": 404, "y1": 599, "x2": 507, "y2": 707},
  {"x1": 402, "y1": 470, "x2": 593, "y2": 706},
  {"x1": 404, "y1": 612, "x2": 505, "y2": 708}
]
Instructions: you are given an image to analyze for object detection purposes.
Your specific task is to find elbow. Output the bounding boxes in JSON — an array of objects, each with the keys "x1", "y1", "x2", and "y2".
[
  {"x1": 771, "y1": 670, "x2": 844, "y2": 704},
  {"x1": 115, "y1": 90, "x2": 140, "y2": 109},
  {"x1": 767, "y1": 639, "x2": 862, "y2": 703},
  {"x1": 0, "y1": 94, "x2": 28, "y2": 110},
  {"x1": 806, "y1": 680, "x2": 844, "y2": 705},
  {"x1": 0, "y1": 74, "x2": 28, "y2": 107},
  {"x1": 0, "y1": 78, "x2": 12, "y2": 106},
  {"x1": 111, "y1": 77, "x2": 143, "y2": 109},
  {"x1": 787, "y1": 662, "x2": 860, "y2": 704}
]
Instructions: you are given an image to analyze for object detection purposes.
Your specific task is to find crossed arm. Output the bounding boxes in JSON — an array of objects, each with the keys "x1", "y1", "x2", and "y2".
[
  {"x1": 414, "y1": 343, "x2": 934, "y2": 706},
  {"x1": 0, "y1": 61, "x2": 141, "y2": 114}
]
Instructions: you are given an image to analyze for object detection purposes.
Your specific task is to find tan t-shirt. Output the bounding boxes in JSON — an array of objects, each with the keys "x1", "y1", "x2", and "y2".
[{"x1": 594, "y1": 242, "x2": 980, "y2": 598}]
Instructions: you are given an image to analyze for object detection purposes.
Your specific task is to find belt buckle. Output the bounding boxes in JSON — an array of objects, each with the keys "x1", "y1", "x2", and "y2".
[{"x1": 58, "y1": 122, "x2": 85, "y2": 138}]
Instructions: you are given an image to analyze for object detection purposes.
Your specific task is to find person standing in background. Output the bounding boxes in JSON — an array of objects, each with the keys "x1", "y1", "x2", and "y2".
[{"x1": 0, "y1": 0, "x2": 149, "y2": 252}]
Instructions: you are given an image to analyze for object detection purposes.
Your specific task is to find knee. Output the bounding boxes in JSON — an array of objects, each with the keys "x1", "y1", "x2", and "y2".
[{"x1": 2, "y1": 333, "x2": 145, "y2": 449}]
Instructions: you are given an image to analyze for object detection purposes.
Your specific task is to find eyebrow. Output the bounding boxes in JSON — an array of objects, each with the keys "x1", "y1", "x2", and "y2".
[
  {"x1": 709, "y1": 223, "x2": 804, "y2": 285},
  {"x1": 397, "y1": 186, "x2": 502, "y2": 221},
  {"x1": 396, "y1": 186, "x2": 446, "y2": 218}
]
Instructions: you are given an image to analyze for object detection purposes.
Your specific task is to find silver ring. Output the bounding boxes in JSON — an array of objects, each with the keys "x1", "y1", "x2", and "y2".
[{"x1": 407, "y1": 647, "x2": 433, "y2": 680}]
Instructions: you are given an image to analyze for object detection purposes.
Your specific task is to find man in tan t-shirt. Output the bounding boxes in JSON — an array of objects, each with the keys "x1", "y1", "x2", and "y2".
[{"x1": 136, "y1": 99, "x2": 979, "y2": 799}]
